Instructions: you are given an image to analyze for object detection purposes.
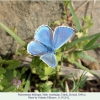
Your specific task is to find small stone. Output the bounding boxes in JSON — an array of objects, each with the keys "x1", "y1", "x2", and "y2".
[{"x1": 88, "y1": 62, "x2": 99, "y2": 70}]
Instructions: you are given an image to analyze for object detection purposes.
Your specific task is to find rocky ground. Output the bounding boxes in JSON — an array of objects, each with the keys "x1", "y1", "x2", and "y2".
[{"x1": 0, "y1": 1, "x2": 62, "y2": 55}]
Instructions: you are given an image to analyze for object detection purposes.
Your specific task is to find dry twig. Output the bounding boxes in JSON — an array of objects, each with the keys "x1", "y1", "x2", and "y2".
[{"x1": 61, "y1": 66, "x2": 100, "y2": 80}]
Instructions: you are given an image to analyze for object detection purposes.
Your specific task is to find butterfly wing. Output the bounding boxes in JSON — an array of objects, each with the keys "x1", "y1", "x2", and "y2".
[
  {"x1": 27, "y1": 41, "x2": 47, "y2": 56},
  {"x1": 40, "y1": 53, "x2": 57, "y2": 68},
  {"x1": 53, "y1": 26, "x2": 74, "y2": 50},
  {"x1": 35, "y1": 25, "x2": 53, "y2": 48}
]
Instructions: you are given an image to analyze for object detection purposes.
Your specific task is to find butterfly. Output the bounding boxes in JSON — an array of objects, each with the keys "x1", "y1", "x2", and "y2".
[{"x1": 27, "y1": 25, "x2": 74, "y2": 68}]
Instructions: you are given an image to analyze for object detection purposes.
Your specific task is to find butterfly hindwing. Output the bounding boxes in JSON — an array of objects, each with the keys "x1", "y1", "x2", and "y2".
[
  {"x1": 35, "y1": 25, "x2": 53, "y2": 48},
  {"x1": 40, "y1": 53, "x2": 57, "y2": 68},
  {"x1": 27, "y1": 41, "x2": 48, "y2": 56},
  {"x1": 53, "y1": 26, "x2": 74, "y2": 50}
]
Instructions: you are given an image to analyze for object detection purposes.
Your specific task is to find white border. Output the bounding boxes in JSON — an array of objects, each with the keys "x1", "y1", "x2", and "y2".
[{"x1": 0, "y1": 92, "x2": 100, "y2": 100}]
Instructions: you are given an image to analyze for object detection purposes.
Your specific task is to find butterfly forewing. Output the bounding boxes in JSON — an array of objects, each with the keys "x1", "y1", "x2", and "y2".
[
  {"x1": 35, "y1": 25, "x2": 53, "y2": 48},
  {"x1": 53, "y1": 26, "x2": 74, "y2": 50},
  {"x1": 27, "y1": 41, "x2": 48, "y2": 56}
]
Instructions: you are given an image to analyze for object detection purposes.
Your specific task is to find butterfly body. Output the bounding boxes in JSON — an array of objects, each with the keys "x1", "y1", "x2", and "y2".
[
  {"x1": 27, "y1": 25, "x2": 74, "y2": 68},
  {"x1": 42, "y1": 44, "x2": 54, "y2": 53}
]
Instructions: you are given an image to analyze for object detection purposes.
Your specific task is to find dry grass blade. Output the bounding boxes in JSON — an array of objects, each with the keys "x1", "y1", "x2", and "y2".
[
  {"x1": 65, "y1": 81, "x2": 69, "y2": 92},
  {"x1": 91, "y1": 0, "x2": 97, "y2": 18}
]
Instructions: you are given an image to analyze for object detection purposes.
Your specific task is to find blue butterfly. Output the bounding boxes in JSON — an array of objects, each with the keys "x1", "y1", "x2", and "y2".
[{"x1": 27, "y1": 25, "x2": 74, "y2": 68}]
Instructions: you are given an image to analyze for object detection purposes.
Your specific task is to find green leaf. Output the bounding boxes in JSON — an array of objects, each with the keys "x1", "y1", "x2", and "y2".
[
  {"x1": 52, "y1": 88, "x2": 62, "y2": 92},
  {"x1": 37, "y1": 82, "x2": 52, "y2": 92},
  {"x1": 23, "y1": 73, "x2": 31, "y2": 92},
  {"x1": 0, "y1": 57, "x2": 5, "y2": 67},
  {"x1": 68, "y1": 1, "x2": 81, "y2": 31},
  {"x1": 79, "y1": 73, "x2": 87, "y2": 88},
  {"x1": 84, "y1": 43, "x2": 100, "y2": 50},
  {"x1": 4, "y1": 70, "x2": 13, "y2": 80},
  {"x1": 21, "y1": 67, "x2": 28, "y2": 75},
  {"x1": 44, "y1": 66, "x2": 53, "y2": 75},
  {"x1": 4, "y1": 86, "x2": 15, "y2": 92},
  {"x1": 0, "y1": 85, "x2": 4, "y2": 91},
  {"x1": 56, "y1": 52, "x2": 62, "y2": 62},
  {"x1": 71, "y1": 73, "x2": 77, "y2": 91},
  {"x1": 13, "y1": 70, "x2": 21, "y2": 78},
  {"x1": 82, "y1": 16, "x2": 93, "y2": 28},
  {"x1": 0, "y1": 67, "x2": 6, "y2": 74},
  {"x1": 83, "y1": 34, "x2": 100, "y2": 50},
  {"x1": 0, "y1": 22, "x2": 26, "y2": 46},
  {"x1": 64, "y1": 32, "x2": 100, "y2": 47},
  {"x1": 63, "y1": 0, "x2": 70, "y2": 7},
  {"x1": 30, "y1": 57, "x2": 40, "y2": 68},
  {"x1": 46, "y1": 81, "x2": 53, "y2": 86},
  {"x1": 39, "y1": 75, "x2": 49, "y2": 81},
  {"x1": 6, "y1": 60, "x2": 21, "y2": 69},
  {"x1": 0, "y1": 56, "x2": 3, "y2": 62},
  {"x1": 60, "y1": 74, "x2": 72, "y2": 92},
  {"x1": 72, "y1": 72, "x2": 87, "y2": 92},
  {"x1": 61, "y1": 74, "x2": 72, "y2": 83},
  {"x1": 0, "y1": 78, "x2": 9, "y2": 86},
  {"x1": 76, "y1": 51, "x2": 97, "y2": 62}
]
